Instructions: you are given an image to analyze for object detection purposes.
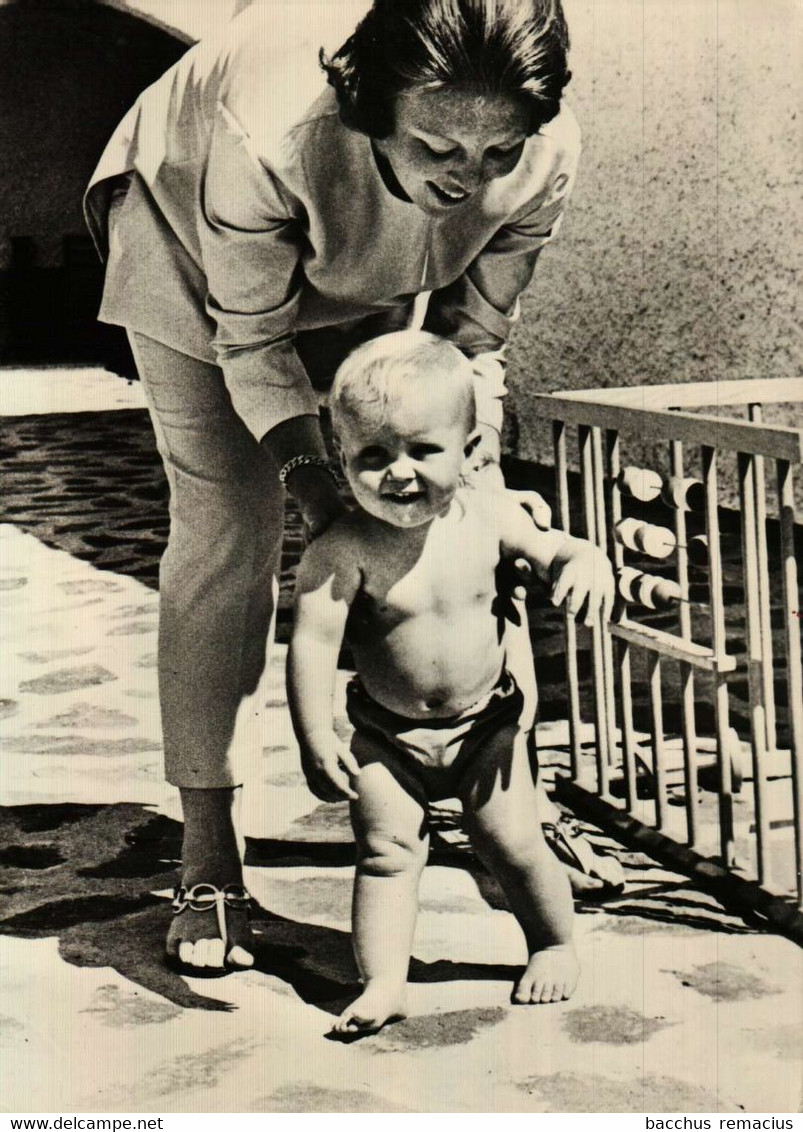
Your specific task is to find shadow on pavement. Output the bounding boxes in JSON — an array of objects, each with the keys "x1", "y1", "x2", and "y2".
[{"x1": 0, "y1": 801, "x2": 758, "y2": 1017}]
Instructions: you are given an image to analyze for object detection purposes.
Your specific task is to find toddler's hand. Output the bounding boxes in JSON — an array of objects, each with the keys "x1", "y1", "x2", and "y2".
[
  {"x1": 300, "y1": 739, "x2": 360, "y2": 803},
  {"x1": 550, "y1": 544, "x2": 614, "y2": 627}
]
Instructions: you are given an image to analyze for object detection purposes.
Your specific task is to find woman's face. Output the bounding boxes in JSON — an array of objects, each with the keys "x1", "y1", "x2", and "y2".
[{"x1": 374, "y1": 86, "x2": 530, "y2": 215}]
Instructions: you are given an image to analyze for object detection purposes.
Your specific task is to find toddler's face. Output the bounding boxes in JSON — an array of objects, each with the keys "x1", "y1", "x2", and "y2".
[{"x1": 337, "y1": 385, "x2": 473, "y2": 528}]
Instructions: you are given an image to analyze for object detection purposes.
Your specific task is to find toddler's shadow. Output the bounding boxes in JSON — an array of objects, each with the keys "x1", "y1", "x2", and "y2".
[
  {"x1": 249, "y1": 906, "x2": 521, "y2": 1020},
  {"x1": 0, "y1": 801, "x2": 519, "y2": 1015}
]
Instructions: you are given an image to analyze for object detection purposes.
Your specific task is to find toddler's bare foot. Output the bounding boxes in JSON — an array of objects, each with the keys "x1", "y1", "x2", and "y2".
[
  {"x1": 513, "y1": 943, "x2": 579, "y2": 1005},
  {"x1": 332, "y1": 981, "x2": 408, "y2": 1035}
]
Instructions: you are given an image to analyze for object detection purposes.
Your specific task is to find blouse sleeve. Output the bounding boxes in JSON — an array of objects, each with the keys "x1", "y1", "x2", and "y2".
[{"x1": 196, "y1": 102, "x2": 319, "y2": 441}]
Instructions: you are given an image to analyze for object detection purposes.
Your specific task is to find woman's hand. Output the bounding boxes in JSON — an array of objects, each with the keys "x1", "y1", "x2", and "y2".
[
  {"x1": 285, "y1": 464, "x2": 348, "y2": 540},
  {"x1": 262, "y1": 415, "x2": 347, "y2": 538}
]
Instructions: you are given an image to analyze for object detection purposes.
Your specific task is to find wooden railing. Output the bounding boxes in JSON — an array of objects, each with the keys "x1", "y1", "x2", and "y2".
[{"x1": 532, "y1": 377, "x2": 803, "y2": 934}]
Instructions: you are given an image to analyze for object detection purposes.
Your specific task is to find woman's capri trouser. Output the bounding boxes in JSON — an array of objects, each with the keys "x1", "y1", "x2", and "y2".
[{"x1": 128, "y1": 332, "x2": 285, "y2": 789}]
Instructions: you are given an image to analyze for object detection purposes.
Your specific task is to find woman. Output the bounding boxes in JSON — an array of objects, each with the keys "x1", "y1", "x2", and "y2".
[{"x1": 85, "y1": 0, "x2": 582, "y2": 973}]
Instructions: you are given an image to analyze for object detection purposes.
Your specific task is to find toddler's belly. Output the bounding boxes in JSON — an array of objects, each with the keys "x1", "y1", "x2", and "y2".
[{"x1": 351, "y1": 614, "x2": 506, "y2": 719}]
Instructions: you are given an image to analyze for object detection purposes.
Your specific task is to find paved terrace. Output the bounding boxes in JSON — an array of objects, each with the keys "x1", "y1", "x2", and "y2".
[{"x1": 0, "y1": 370, "x2": 800, "y2": 1114}]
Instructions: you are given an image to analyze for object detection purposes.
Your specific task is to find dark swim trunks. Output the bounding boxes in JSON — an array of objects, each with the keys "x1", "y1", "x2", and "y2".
[{"x1": 345, "y1": 669, "x2": 529, "y2": 803}]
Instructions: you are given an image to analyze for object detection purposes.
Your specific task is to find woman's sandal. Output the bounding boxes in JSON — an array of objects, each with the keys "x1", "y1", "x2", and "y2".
[
  {"x1": 543, "y1": 817, "x2": 626, "y2": 898},
  {"x1": 166, "y1": 882, "x2": 252, "y2": 977}
]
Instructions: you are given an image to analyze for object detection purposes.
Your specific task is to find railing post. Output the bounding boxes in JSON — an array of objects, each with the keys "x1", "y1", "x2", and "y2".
[
  {"x1": 739, "y1": 450, "x2": 771, "y2": 885},
  {"x1": 748, "y1": 404, "x2": 777, "y2": 752},
  {"x1": 592, "y1": 426, "x2": 618, "y2": 773},
  {"x1": 671, "y1": 440, "x2": 701, "y2": 849},
  {"x1": 579, "y1": 425, "x2": 610, "y2": 794},
  {"x1": 607, "y1": 431, "x2": 639, "y2": 812},
  {"x1": 702, "y1": 445, "x2": 736, "y2": 867},
  {"x1": 648, "y1": 652, "x2": 669, "y2": 830}
]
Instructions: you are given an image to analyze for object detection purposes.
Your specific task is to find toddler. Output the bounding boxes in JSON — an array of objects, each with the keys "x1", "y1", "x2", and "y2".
[{"x1": 288, "y1": 331, "x2": 614, "y2": 1034}]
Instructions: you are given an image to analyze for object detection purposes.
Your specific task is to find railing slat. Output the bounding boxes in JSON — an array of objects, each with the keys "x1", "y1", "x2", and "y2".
[
  {"x1": 648, "y1": 653, "x2": 669, "y2": 831},
  {"x1": 532, "y1": 395, "x2": 803, "y2": 461},
  {"x1": 592, "y1": 427, "x2": 618, "y2": 770},
  {"x1": 671, "y1": 440, "x2": 700, "y2": 849},
  {"x1": 616, "y1": 639, "x2": 638, "y2": 811},
  {"x1": 580, "y1": 425, "x2": 610, "y2": 792},
  {"x1": 777, "y1": 459, "x2": 803, "y2": 911},
  {"x1": 739, "y1": 450, "x2": 772, "y2": 885},
  {"x1": 749, "y1": 404, "x2": 777, "y2": 751},
  {"x1": 702, "y1": 445, "x2": 736, "y2": 867},
  {"x1": 554, "y1": 377, "x2": 803, "y2": 410},
  {"x1": 608, "y1": 431, "x2": 638, "y2": 811},
  {"x1": 609, "y1": 620, "x2": 736, "y2": 671}
]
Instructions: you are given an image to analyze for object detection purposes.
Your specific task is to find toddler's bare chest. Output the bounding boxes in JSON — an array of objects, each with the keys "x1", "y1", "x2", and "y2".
[{"x1": 357, "y1": 522, "x2": 501, "y2": 624}]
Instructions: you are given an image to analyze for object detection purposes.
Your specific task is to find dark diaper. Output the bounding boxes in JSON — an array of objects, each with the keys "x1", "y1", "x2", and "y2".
[{"x1": 345, "y1": 670, "x2": 528, "y2": 802}]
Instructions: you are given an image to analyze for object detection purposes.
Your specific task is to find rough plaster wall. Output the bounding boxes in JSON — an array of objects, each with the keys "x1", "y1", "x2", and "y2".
[{"x1": 508, "y1": 0, "x2": 801, "y2": 461}]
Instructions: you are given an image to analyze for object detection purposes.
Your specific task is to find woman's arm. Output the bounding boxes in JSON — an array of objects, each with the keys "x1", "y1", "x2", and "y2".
[
  {"x1": 199, "y1": 105, "x2": 320, "y2": 439},
  {"x1": 199, "y1": 106, "x2": 348, "y2": 534},
  {"x1": 437, "y1": 127, "x2": 581, "y2": 530},
  {"x1": 423, "y1": 107, "x2": 581, "y2": 361},
  {"x1": 426, "y1": 109, "x2": 581, "y2": 460}
]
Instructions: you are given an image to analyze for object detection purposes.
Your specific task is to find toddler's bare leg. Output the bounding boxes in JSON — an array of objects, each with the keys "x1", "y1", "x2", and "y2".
[
  {"x1": 334, "y1": 761, "x2": 429, "y2": 1034},
  {"x1": 460, "y1": 728, "x2": 578, "y2": 1004}
]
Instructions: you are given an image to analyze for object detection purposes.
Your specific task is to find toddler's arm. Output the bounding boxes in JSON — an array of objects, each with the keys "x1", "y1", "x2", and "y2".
[
  {"x1": 499, "y1": 496, "x2": 614, "y2": 626},
  {"x1": 288, "y1": 526, "x2": 362, "y2": 802}
]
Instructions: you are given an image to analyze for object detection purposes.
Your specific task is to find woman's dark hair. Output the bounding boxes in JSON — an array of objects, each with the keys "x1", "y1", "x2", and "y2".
[{"x1": 320, "y1": 0, "x2": 571, "y2": 139}]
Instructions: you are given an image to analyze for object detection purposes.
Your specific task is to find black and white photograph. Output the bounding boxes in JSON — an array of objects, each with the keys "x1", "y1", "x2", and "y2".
[{"x1": 0, "y1": 0, "x2": 801, "y2": 1117}]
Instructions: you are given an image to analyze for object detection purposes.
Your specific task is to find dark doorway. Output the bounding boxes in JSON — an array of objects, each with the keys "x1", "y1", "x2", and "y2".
[{"x1": 0, "y1": 0, "x2": 187, "y2": 370}]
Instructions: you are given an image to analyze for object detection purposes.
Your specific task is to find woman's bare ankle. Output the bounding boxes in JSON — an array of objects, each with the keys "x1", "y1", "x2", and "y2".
[{"x1": 178, "y1": 785, "x2": 244, "y2": 886}]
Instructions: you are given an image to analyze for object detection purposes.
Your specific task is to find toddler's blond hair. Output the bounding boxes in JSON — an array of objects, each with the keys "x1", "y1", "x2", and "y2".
[{"x1": 330, "y1": 330, "x2": 476, "y2": 437}]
